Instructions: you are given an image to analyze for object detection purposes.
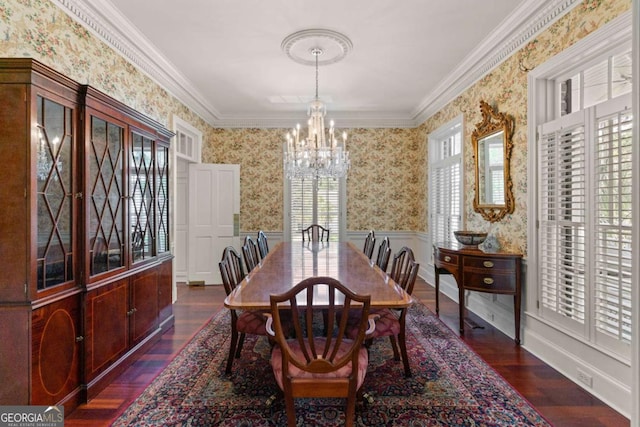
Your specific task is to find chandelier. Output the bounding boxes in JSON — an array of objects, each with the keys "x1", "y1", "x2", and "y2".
[{"x1": 283, "y1": 47, "x2": 350, "y2": 180}]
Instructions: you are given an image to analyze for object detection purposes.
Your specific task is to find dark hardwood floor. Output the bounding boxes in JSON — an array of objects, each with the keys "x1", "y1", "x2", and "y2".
[{"x1": 66, "y1": 279, "x2": 629, "y2": 426}]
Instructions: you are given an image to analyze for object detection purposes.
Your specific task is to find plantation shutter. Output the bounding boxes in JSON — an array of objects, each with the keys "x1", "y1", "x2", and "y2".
[
  {"x1": 430, "y1": 127, "x2": 462, "y2": 246},
  {"x1": 537, "y1": 93, "x2": 632, "y2": 356},
  {"x1": 538, "y1": 111, "x2": 587, "y2": 333},
  {"x1": 290, "y1": 178, "x2": 314, "y2": 241},
  {"x1": 593, "y1": 98, "x2": 633, "y2": 349},
  {"x1": 431, "y1": 162, "x2": 460, "y2": 244},
  {"x1": 290, "y1": 177, "x2": 340, "y2": 241},
  {"x1": 316, "y1": 178, "x2": 340, "y2": 238}
]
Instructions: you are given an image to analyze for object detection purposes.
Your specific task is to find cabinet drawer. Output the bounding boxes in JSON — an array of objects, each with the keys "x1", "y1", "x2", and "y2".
[
  {"x1": 463, "y1": 271, "x2": 516, "y2": 293},
  {"x1": 435, "y1": 250, "x2": 458, "y2": 269},
  {"x1": 462, "y1": 256, "x2": 516, "y2": 272}
]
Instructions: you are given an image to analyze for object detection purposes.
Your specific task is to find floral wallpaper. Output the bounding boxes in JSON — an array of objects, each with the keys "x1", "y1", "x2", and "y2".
[
  {"x1": 205, "y1": 128, "x2": 286, "y2": 231},
  {"x1": 204, "y1": 126, "x2": 422, "y2": 232},
  {"x1": 0, "y1": 0, "x2": 209, "y2": 144},
  {"x1": 344, "y1": 128, "x2": 422, "y2": 231},
  {"x1": 0, "y1": 0, "x2": 631, "y2": 253},
  {"x1": 417, "y1": 0, "x2": 631, "y2": 255}
]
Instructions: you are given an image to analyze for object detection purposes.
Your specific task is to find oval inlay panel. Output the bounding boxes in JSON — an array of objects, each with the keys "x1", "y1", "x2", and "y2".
[{"x1": 39, "y1": 309, "x2": 75, "y2": 396}]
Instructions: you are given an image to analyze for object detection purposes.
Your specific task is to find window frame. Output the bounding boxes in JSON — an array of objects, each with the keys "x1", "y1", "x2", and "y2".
[
  {"x1": 428, "y1": 115, "x2": 464, "y2": 263},
  {"x1": 527, "y1": 17, "x2": 632, "y2": 360},
  {"x1": 172, "y1": 116, "x2": 202, "y2": 164},
  {"x1": 554, "y1": 43, "x2": 632, "y2": 115}
]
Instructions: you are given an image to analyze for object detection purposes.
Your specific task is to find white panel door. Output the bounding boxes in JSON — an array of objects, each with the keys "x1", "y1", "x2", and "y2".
[{"x1": 188, "y1": 163, "x2": 240, "y2": 284}]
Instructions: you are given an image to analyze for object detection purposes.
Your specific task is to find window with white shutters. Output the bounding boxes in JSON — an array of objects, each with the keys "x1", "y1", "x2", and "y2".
[
  {"x1": 593, "y1": 100, "x2": 633, "y2": 351},
  {"x1": 429, "y1": 118, "x2": 462, "y2": 255},
  {"x1": 539, "y1": 113, "x2": 587, "y2": 333},
  {"x1": 289, "y1": 177, "x2": 341, "y2": 241},
  {"x1": 537, "y1": 93, "x2": 632, "y2": 356}
]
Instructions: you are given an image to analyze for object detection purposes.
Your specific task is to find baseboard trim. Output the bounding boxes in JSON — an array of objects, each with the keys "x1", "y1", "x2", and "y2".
[{"x1": 523, "y1": 322, "x2": 631, "y2": 418}]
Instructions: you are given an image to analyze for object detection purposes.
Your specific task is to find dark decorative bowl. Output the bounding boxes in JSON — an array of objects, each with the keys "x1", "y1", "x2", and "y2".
[{"x1": 454, "y1": 231, "x2": 488, "y2": 247}]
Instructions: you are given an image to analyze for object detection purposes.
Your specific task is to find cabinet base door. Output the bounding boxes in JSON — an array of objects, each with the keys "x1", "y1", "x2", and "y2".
[
  {"x1": 85, "y1": 279, "x2": 129, "y2": 383},
  {"x1": 131, "y1": 270, "x2": 159, "y2": 345},
  {"x1": 31, "y1": 294, "x2": 82, "y2": 408}
]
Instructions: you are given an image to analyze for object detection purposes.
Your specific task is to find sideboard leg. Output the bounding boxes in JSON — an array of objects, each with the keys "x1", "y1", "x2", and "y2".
[
  {"x1": 458, "y1": 286, "x2": 465, "y2": 335},
  {"x1": 514, "y1": 294, "x2": 521, "y2": 345},
  {"x1": 434, "y1": 267, "x2": 440, "y2": 315}
]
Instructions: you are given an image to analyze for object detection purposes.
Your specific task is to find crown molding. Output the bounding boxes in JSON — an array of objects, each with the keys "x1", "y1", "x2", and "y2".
[
  {"x1": 52, "y1": 0, "x2": 222, "y2": 125},
  {"x1": 53, "y1": 0, "x2": 580, "y2": 129},
  {"x1": 411, "y1": 0, "x2": 581, "y2": 125}
]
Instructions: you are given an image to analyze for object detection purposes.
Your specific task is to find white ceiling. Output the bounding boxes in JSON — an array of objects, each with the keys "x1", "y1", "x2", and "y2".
[{"x1": 64, "y1": 0, "x2": 570, "y2": 127}]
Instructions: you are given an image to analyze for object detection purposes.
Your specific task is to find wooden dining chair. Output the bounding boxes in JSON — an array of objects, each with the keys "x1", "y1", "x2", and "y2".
[
  {"x1": 265, "y1": 276, "x2": 376, "y2": 427},
  {"x1": 219, "y1": 246, "x2": 268, "y2": 374},
  {"x1": 221, "y1": 246, "x2": 245, "y2": 286},
  {"x1": 301, "y1": 224, "x2": 330, "y2": 242},
  {"x1": 257, "y1": 230, "x2": 269, "y2": 259},
  {"x1": 375, "y1": 236, "x2": 391, "y2": 272},
  {"x1": 347, "y1": 246, "x2": 419, "y2": 377},
  {"x1": 363, "y1": 230, "x2": 376, "y2": 259},
  {"x1": 242, "y1": 235, "x2": 260, "y2": 271}
]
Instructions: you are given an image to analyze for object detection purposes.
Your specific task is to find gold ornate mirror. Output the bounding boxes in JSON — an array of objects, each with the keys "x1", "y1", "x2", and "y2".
[{"x1": 471, "y1": 101, "x2": 515, "y2": 222}]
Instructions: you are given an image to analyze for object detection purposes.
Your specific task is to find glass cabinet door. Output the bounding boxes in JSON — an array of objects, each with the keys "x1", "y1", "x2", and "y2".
[
  {"x1": 130, "y1": 133, "x2": 154, "y2": 263},
  {"x1": 89, "y1": 116, "x2": 124, "y2": 276},
  {"x1": 36, "y1": 96, "x2": 74, "y2": 290},
  {"x1": 156, "y1": 144, "x2": 170, "y2": 254}
]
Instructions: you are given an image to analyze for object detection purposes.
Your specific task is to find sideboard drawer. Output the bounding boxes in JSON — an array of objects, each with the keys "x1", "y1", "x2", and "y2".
[
  {"x1": 463, "y1": 271, "x2": 516, "y2": 293},
  {"x1": 462, "y1": 256, "x2": 516, "y2": 271},
  {"x1": 435, "y1": 250, "x2": 458, "y2": 269}
]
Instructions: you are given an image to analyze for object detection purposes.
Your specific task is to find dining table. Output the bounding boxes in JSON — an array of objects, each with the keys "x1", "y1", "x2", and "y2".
[{"x1": 224, "y1": 241, "x2": 413, "y2": 310}]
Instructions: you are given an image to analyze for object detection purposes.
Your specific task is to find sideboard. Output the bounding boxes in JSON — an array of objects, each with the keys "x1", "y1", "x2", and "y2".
[{"x1": 433, "y1": 242, "x2": 522, "y2": 344}]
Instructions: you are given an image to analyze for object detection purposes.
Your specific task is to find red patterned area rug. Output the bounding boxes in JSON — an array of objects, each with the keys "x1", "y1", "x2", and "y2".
[{"x1": 113, "y1": 302, "x2": 551, "y2": 426}]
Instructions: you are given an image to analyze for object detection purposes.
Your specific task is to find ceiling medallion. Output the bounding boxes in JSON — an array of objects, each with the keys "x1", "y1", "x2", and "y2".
[{"x1": 281, "y1": 29, "x2": 353, "y2": 67}]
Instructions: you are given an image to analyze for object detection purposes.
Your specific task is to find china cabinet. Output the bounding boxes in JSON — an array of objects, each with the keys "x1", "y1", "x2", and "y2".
[{"x1": 0, "y1": 58, "x2": 174, "y2": 410}]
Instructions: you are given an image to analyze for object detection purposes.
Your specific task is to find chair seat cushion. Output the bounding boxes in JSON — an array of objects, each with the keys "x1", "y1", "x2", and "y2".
[
  {"x1": 236, "y1": 310, "x2": 268, "y2": 335},
  {"x1": 270, "y1": 338, "x2": 369, "y2": 391},
  {"x1": 345, "y1": 308, "x2": 400, "y2": 340},
  {"x1": 237, "y1": 310, "x2": 292, "y2": 336}
]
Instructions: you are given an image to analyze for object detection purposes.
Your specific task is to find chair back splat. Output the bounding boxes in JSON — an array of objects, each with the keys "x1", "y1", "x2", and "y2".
[
  {"x1": 376, "y1": 236, "x2": 391, "y2": 273},
  {"x1": 220, "y1": 246, "x2": 245, "y2": 294},
  {"x1": 301, "y1": 224, "x2": 330, "y2": 242},
  {"x1": 242, "y1": 235, "x2": 260, "y2": 271},
  {"x1": 266, "y1": 276, "x2": 373, "y2": 427},
  {"x1": 389, "y1": 246, "x2": 417, "y2": 294},
  {"x1": 363, "y1": 230, "x2": 376, "y2": 259},
  {"x1": 257, "y1": 230, "x2": 269, "y2": 259}
]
